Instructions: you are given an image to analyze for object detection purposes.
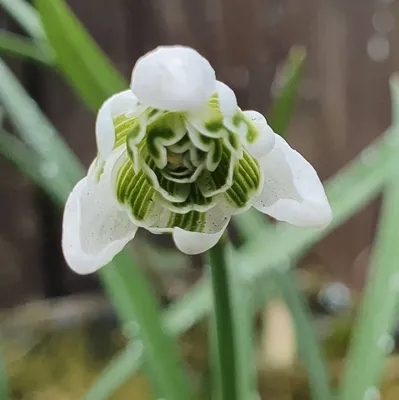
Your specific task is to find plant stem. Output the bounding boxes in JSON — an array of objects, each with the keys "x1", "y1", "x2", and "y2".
[{"x1": 208, "y1": 241, "x2": 237, "y2": 400}]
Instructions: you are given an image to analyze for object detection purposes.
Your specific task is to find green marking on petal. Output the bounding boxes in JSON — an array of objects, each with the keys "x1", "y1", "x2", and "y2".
[
  {"x1": 168, "y1": 134, "x2": 192, "y2": 153},
  {"x1": 146, "y1": 113, "x2": 186, "y2": 168},
  {"x1": 198, "y1": 147, "x2": 234, "y2": 197},
  {"x1": 232, "y1": 111, "x2": 260, "y2": 145},
  {"x1": 113, "y1": 115, "x2": 141, "y2": 149},
  {"x1": 143, "y1": 156, "x2": 190, "y2": 202},
  {"x1": 115, "y1": 156, "x2": 157, "y2": 222},
  {"x1": 206, "y1": 138, "x2": 223, "y2": 172},
  {"x1": 166, "y1": 210, "x2": 206, "y2": 232},
  {"x1": 223, "y1": 129, "x2": 243, "y2": 159},
  {"x1": 186, "y1": 94, "x2": 225, "y2": 138},
  {"x1": 161, "y1": 182, "x2": 215, "y2": 213},
  {"x1": 225, "y1": 150, "x2": 261, "y2": 209}
]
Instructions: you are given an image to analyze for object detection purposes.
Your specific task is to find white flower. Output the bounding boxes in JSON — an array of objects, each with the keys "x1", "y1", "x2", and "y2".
[{"x1": 62, "y1": 45, "x2": 332, "y2": 274}]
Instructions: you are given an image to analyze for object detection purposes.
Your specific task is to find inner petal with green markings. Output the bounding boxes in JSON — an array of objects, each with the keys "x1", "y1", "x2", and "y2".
[{"x1": 112, "y1": 92, "x2": 263, "y2": 232}]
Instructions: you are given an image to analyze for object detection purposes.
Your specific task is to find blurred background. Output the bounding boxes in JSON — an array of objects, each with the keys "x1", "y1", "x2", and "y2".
[{"x1": 1, "y1": 0, "x2": 398, "y2": 398}]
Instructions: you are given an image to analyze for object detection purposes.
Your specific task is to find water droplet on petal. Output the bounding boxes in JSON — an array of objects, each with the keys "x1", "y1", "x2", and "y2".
[
  {"x1": 39, "y1": 161, "x2": 60, "y2": 179},
  {"x1": 367, "y1": 35, "x2": 390, "y2": 62}
]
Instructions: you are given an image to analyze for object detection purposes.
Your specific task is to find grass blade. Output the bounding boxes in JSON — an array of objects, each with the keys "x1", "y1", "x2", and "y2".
[
  {"x1": 0, "y1": 58, "x2": 83, "y2": 182},
  {"x1": 0, "y1": 130, "x2": 72, "y2": 200},
  {"x1": 338, "y1": 77, "x2": 399, "y2": 400},
  {"x1": 0, "y1": 31, "x2": 54, "y2": 65},
  {"x1": 272, "y1": 269, "x2": 331, "y2": 400},
  {"x1": 0, "y1": 0, "x2": 45, "y2": 40},
  {"x1": 35, "y1": 0, "x2": 126, "y2": 111},
  {"x1": 268, "y1": 46, "x2": 306, "y2": 135}
]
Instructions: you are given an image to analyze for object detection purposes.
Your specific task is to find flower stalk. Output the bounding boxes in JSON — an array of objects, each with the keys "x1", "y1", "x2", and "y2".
[{"x1": 208, "y1": 238, "x2": 238, "y2": 400}]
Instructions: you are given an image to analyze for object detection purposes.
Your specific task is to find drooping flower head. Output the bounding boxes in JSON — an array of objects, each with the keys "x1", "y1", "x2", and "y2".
[{"x1": 62, "y1": 46, "x2": 332, "y2": 274}]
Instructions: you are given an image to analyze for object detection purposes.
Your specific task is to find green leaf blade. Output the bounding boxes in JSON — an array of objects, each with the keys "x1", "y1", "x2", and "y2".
[{"x1": 36, "y1": 0, "x2": 127, "y2": 111}]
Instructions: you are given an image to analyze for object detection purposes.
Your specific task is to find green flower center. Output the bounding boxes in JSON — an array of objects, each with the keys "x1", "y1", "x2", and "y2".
[{"x1": 112, "y1": 93, "x2": 263, "y2": 231}]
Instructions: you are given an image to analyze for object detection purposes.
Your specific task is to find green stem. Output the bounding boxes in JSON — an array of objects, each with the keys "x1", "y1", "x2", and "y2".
[
  {"x1": 208, "y1": 241, "x2": 237, "y2": 400},
  {"x1": 98, "y1": 251, "x2": 192, "y2": 400},
  {"x1": 273, "y1": 270, "x2": 331, "y2": 400}
]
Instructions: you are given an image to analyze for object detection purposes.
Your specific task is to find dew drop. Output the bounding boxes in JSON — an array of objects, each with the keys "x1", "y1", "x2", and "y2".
[
  {"x1": 363, "y1": 386, "x2": 380, "y2": 400},
  {"x1": 39, "y1": 161, "x2": 60, "y2": 179},
  {"x1": 377, "y1": 333, "x2": 394, "y2": 354},
  {"x1": 367, "y1": 35, "x2": 390, "y2": 62}
]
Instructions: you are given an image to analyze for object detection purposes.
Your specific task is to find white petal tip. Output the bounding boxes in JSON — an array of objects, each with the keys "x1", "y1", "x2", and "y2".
[
  {"x1": 131, "y1": 46, "x2": 216, "y2": 112},
  {"x1": 243, "y1": 110, "x2": 276, "y2": 158},
  {"x1": 62, "y1": 175, "x2": 137, "y2": 275},
  {"x1": 172, "y1": 227, "x2": 226, "y2": 255},
  {"x1": 216, "y1": 81, "x2": 237, "y2": 116}
]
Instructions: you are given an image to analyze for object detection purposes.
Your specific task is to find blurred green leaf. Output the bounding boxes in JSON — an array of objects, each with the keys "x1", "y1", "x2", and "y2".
[
  {"x1": 0, "y1": 0, "x2": 45, "y2": 40},
  {"x1": 268, "y1": 46, "x2": 306, "y2": 135},
  {"x1": 35, "y1": 0, "x2": 126, "y2": 111},
  {"x1": 0, "y1": 58, "x2": 83, "y2": 183},
  {"x1": 338, "y1": 77, "x2": 399, "y2": 400},
  {"x1": 0, "y1": 31, "x2": 54, "y2": 65},
  {"x1": 236, "y1": 48, "x2": 306, "y2": 230},
  {"x1": 0, "y1": 130, "x2": 71, "y2": 201}
]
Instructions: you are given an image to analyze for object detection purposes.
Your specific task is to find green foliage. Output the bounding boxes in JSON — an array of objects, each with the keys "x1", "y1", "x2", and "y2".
[
  {"x1": 36, "y1": 0, "x2": 126, "y2": 111},
  {"x1": 338, "y1": 78, "x2": 399, "y2": 400}
]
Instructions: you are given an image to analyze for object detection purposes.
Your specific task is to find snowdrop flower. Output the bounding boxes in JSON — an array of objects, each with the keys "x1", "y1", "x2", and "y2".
[{"x1": 62, "y1": 45, "x2": 332, "y2": 274}]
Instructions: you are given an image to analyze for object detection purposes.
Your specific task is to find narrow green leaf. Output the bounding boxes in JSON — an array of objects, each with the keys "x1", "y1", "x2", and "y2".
[
  {"x1": 35, "y1": 0, "x2": 126, "y2": 111},
  {"x1": 0, "y1": 130, "x2": 72, "y2": 201},
  {"x1": 272, "y1": 269, "x2": 331, "y2": 400},
  {"x1": 0, "y1": 335, "x2": 9, "y2": 400},
  {"x1": 0, "y1": 31, "x2": 54, "y2": 65},
  {"x1": 0, "y1": 0, "x2": 45, "y2": 40},
  {"x1": 227, "y1": 248, "x2": 258, "y2": 400},
  {"x1": 338, "y1": 77, "x2": 399, "y2": 400},
  {"x1": 0, "y1": 58, "x2": 83, "y2": 182},
  {"x1": 268, "y1": 46, "x2": 306, "y2": 135}
]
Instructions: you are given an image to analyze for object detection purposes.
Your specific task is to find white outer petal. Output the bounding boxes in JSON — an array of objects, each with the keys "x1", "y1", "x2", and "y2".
[
  {"x1": 216, "y1": 80, "x2": 237, "y2": 117},
  {"x1": 96, "y1": 90, "x2": 140, "y2": 159},
  {"x1": 243, "y1": 110, "x2": 275, "y2": 158},
  {"x1": 252, "y1": 134, "x2": 332, "y2": 228},
  {"x1": 172, "y1": 227, "x2": 227, "y2": 255},
  {"x1": 62, "y1": 151, "x2": 137, "y2": 274},
  {"x1": 131, "y1": 46, "x2": 216, "y2": 112},
  {"x1": 148, "y1": 204, "x2": 231, "y2": 254}
]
